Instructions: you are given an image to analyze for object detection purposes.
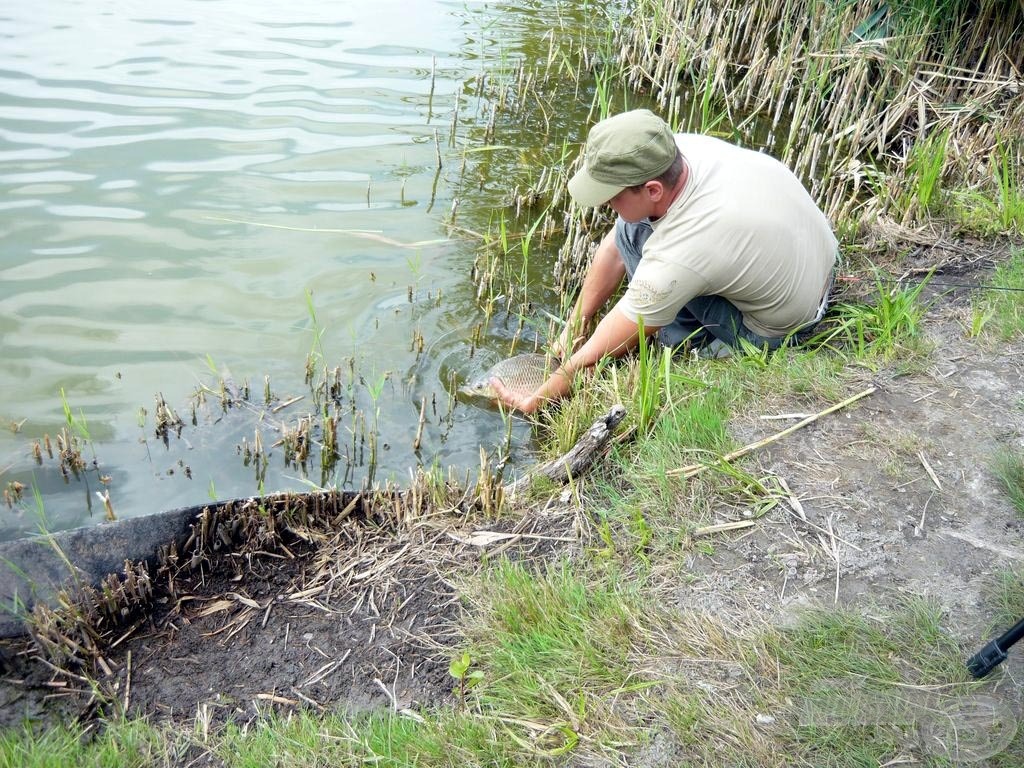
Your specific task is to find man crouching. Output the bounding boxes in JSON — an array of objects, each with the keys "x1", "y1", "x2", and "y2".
[{"x1": 491, "y1": 109, "x2": 837, "y2": 414}]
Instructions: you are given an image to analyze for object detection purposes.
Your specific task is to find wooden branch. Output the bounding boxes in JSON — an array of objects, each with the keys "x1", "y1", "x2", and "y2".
[
  {"x1": 504, "y1": 405, "x2": 628, "y2": 497},
  {"x1": 918, "y1": 451, "x2": 942, "y2": 491},
  {"x1": 692, "y1": 520, "x2": 756, "y2": 536},
  {"x1": 667, "y1": 387, "x2": 877, "y2": 479}
]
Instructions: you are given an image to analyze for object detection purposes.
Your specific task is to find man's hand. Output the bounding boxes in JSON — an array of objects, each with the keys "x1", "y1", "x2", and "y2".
[
  {"x1": 489, "y1": 378, "x2": 540, "y2": 414},
  {"x1": 492, "y1": 306, "x2": 655, "y2": 415},
  {"x1": 550, "y1": 323, "x2": 586, "y2": 360}
]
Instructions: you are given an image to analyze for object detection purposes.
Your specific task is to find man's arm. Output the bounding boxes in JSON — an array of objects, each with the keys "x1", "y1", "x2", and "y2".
[
  {"x1": 552, "y1": 228, "x2": 628, "y2": 358},
  {"x1": 491, "y1": 305, "x2": 660, "y2": 414}
]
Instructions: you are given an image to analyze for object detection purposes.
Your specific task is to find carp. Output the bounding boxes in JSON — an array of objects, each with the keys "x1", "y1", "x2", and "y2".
[{"x1": 459, "y1": 353, "x2": 553, "y2": 401}]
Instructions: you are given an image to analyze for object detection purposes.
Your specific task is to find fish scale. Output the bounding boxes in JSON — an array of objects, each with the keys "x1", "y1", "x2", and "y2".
[{"x1": 460, "y1": 353, "x2": 553, "y2": 401}]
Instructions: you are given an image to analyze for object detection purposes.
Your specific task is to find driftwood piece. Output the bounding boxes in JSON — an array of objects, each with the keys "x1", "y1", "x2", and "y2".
[{"x1": 504, "y1": 405, "x2": 628, "y2": 497}]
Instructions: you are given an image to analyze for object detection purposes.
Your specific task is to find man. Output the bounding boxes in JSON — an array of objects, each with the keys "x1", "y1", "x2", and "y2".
[{"x1": 491, "y1": 109, "x2": 837, "y2": 414}]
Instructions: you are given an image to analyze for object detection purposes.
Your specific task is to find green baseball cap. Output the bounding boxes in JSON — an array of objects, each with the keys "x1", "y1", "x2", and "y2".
[{"x1": 568, "y1": 109, "x2": 677, "y2": 207}]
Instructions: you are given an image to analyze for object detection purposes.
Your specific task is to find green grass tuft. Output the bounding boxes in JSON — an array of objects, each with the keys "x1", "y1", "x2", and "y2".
[
  {"x1": 815, "y1": 273, "x2": 932, "y2": 361},
  {"x1": 0, "y1": 719, "x2": 171, "y2": 768},
  {"x1": 458, "y1": 560, "x2": 657, "y2": 760},
  {"x1": 761, "y1": 598, "x2": 991, "y2": 766},
  {"x1": 903, "y1": 128, "x2": 949, "y2": 219},
  {"x1": 975, "y1": 248, "x2": 1024, "y2": 341},
  {"x1": 989, "y1": 567, "x2": 1024, "y2": 636},
  {"x1": 994, "y1": 449, "x2": 1024, "y2": 516},
  {"x1": 217, "y1": 709, "x2": 513, "y2": 768}
]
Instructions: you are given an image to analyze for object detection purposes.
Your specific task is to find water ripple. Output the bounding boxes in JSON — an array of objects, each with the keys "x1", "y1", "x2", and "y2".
[
  {"x1": 46, "y1": 204, "x2": 146, "y2": 220},
  {"x1": 0, "y1": 0, "x2": 527, "y2": 537}
]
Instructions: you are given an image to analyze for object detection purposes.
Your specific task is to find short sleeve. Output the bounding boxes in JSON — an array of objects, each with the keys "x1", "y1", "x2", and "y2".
[{"x1": 616, "y1": 260, "x2": 709, "y2": 328}]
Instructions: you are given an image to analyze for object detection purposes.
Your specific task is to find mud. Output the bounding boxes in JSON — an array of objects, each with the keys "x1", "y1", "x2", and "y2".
[{"x1": 0, "y1": 526, "x2": 464, "y2": 729}]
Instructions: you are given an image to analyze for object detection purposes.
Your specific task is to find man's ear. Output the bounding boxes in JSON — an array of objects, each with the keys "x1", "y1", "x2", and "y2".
[{"x1": 645, "y1": 180, "x2": 666, "y2": 201}]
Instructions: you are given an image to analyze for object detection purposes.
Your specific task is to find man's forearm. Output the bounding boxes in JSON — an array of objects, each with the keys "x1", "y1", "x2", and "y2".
[
  {"x1": 495, "y1": 306, "x2": 660, "y2": 414},
  {"x1": 540, "y1": 306, "x2": 658, "y2": 402},
  {"x1": 575, "y1": 229, "x2": 627, "y2": 323},
  {"x1": 557, "y1": 229, "x2": 627, "y2": 356}
]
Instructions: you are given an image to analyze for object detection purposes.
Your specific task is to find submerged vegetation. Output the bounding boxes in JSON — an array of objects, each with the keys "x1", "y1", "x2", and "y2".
[{"x1": 3, "y1": 0, "x2": 1024, "y2": 765}]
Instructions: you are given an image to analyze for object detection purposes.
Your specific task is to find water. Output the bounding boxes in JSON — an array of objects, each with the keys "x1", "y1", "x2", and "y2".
[{"x1": 0, "y1": 0, "x2": 594, "y2": 540}]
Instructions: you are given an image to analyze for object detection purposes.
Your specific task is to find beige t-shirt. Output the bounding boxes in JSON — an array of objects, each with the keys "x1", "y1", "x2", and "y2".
[{"x1": 616, "y1": 134, "x2": 837, "y2": 337}]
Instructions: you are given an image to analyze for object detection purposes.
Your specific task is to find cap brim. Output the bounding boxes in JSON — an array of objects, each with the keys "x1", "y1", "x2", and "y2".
[{"x1": 567, "y1": 167, "x2": 624, "y2": 208}]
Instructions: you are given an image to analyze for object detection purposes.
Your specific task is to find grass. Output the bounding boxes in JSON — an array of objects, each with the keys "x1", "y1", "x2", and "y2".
[
  {"x1": 0, "y1": 719, "x2": 175, "y2": 768},
  {"x1": 461, "y1": 560, "x2": 654, "y2": 749},
  {"x1": 989, "y1": 567, "x2": 1024, "y2": 635},
  {"x1": 994, "y1": 449, "x2": 1024, "y2": 517},
  {"x1": 745, "y1": 597, "x2": 1023, "y2": 767},
  {"x1": 974, "y1": 247, "x2": 1024, "y2": 341},
  {"x1": 215, "y1": 709, "x2": 515, "y2": 768},
  {"x1": 812, "y1": 272, "x2": 933, "y2": 362},
  {"x1": 0, "y1": 710, "x2": 520, "y2": 768},
  {"x1": 903, "y1": 128, "x2": 949, "y2": 221},
  {"x1": 993, "y1": 140, "x2": 1024, "y2": 232}
]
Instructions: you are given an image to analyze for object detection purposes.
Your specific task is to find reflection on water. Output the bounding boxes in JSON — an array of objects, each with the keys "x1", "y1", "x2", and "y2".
[{"x1": 0, "y1": 0, "x2": 598, "y2": 541}]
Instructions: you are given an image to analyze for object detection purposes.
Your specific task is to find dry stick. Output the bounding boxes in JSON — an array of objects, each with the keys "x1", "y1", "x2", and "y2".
[
  {"x1": 939, "y1": 529, "x2": 1024, "y2": 561},
  {"x1": 428, "y1": 55, "x2": 436, "y2": 118},
  {"x1": 827, "y1": 513, "x2": 841, "y2": 605},
  {"x1": 917, "y1": 491, "x2": 935, "y2": 536},
  {"x1": 778, "y1": 476, "x2": 808, "y2": 523},
  {"x1": 693, "y1": 520, "x2": 757, "y2": 537},
  {"x1": 123, "y1": 650, "x2": 132, "y2": 713},
  {"x1": 271, "y1": 395, "x2": 304, "y2": 414},
  {"x1": 918, "y1": 451, "x2": 943, "y2": 491},
  {"x1": 667, "y1": 387, "x2": 877, "y2": 478},
  {"x1": 290, "y1": 687, "x2": 325, "y2": 710},
  {"x1": 373, "y1": 677, "x2": 399, "y2": 711},
  {"x1": 256, "y1": 693, "x2": 298, "y2": 706},
  {"x1": 777, "y1": 481, "x2": 863, "y2": 553},
  {"x1": 760, "y1": 412, "x2": 813, "y2": 421},
  {"x1": 413, "y1": 397, "x2": 426, "y2": 452},
  {"x1": 36, "y1": 657, "x2": 92, "y2": 685}
]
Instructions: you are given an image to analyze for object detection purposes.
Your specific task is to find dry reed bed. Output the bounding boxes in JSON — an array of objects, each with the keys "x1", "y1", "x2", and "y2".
[
  {"x1": 22, "y1": 476, "x2": 510, "y2": 706},
  {"x1": 616, "y1": 0, "x2": 1024, "y2": 224},
  {"x1": 460, "y1": 0, "x2": 1023, "y2": 321}
]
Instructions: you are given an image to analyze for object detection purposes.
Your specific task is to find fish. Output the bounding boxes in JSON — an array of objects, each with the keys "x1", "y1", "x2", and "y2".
[{"x1": 459, "y1": 353, "x2": 553, "y2": 401}]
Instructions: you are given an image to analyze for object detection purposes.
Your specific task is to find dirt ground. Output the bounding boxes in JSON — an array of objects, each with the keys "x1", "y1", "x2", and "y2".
[
  {"x1": 689, "y1": 290, "x2": 1024, "y2": 639},
  {"x1": 115, "y1": 541, "x2": 458, "y2": 723},
  {"x1": 1, "y1": 272, "x2": 1023, "y2": 760}
]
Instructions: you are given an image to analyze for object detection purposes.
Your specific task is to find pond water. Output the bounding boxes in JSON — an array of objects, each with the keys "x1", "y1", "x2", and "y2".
[{"x1": 0, "y1": 0, "x2": 601, "y2": 540}]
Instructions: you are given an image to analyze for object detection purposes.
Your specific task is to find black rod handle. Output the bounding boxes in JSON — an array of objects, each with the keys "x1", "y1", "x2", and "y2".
[
  {"x1": 967, "y1": 616, "x2": 1024, "y2": 678},
  {"x1": 999, "y1": 616, "x2": 1024, "y2": 648},
  {"x1": 967, "y1": 639, "x2": 1008, "y2": 678}
]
